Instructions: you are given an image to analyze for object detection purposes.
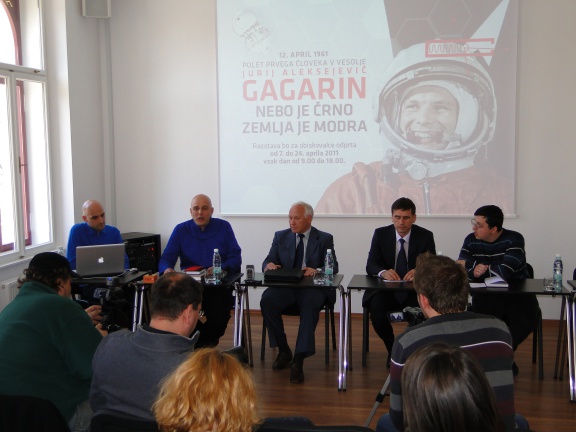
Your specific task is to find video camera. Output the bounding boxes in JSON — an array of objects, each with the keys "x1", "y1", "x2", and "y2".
[
  {"x1": 387, "y1": 306, "x2": 426, "y2": 327},
  {"x1": 93, "y1": 285, "x2": 129, "y2": 332},
  {"x1": 402, "y1": 306, "x2": 426, "y2": 327}
]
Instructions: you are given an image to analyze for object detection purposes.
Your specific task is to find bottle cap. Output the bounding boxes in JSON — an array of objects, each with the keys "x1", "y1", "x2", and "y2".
[
  {"x1": 214, "y1": 248, "x2": 219, "y2": 253},
  {"x1": 556, "y1": 253, "x2": 561, "y2": 258},
  {"x1": 327, "y1": 249, "x2": 332, "y2": 253}
]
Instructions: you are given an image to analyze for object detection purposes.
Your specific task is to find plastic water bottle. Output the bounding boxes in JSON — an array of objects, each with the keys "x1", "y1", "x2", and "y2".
[
  {"x1": 213, "y1": 249, "x2": 222, "y2": 284},
  {"x1": 324, "y1": 249, "x2": 334, "y2": 284},
  {"x1": 553, "y1": 253, "x2": 563, "y2": 290}
]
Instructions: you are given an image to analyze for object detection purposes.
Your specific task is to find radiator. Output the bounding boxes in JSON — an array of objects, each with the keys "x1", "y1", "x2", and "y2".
[{"x1": 0, "y1": 278, "x2": 19, "y2": 312}]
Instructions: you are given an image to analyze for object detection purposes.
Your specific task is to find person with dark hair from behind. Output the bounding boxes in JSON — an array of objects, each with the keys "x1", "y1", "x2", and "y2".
[
  {"x1": 364, "y1": 197, "x2": 436, "y2": 366},
  {"x1": 458, "y1": 205, "x2": 539, "y2": 376},
  {"x1": 402, "y1": 342, "x2": 505, "y2": 432},
  {"x1": 90, "y1": 272, "x2": 203, "y2": 421},
  {"x1": 376, "y1": 253, "x2": 527, "y2": 432},
  {"x1": 154, "y1": 347, "x2": 313, "y2": 432},
  {"x1": 0, "y1": 252, "x2": 103, "y2": 432}
]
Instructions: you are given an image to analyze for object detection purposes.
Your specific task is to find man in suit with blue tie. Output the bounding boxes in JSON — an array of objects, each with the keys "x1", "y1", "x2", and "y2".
[
  {"x1": 261, "y1": 201, "x2": 339, "y2": 384},
  {"x1": 364, "y1": 197, "x2": 436, "y2": 367}
]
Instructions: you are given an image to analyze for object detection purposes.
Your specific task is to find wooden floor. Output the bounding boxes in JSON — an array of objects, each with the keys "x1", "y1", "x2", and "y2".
[{"x1": 219, "y1": 312, "x2": 576, "y2": 432}]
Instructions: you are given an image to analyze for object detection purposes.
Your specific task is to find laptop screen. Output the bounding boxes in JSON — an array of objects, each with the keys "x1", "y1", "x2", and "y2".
[{"x1": 75, "y1": 243, "x2": 126, "y2": 277}]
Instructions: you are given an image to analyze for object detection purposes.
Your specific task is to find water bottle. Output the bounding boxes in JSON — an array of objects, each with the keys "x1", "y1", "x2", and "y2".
[
  {"x1": 213, "y1": 249, "x2": 222, "y2": 284},
  {"x1": 57, "y1": 246, "x2": 65, "y2": 256},
  {"x1": 324, "y1": 249, "x2": 334, "y2": 284},
  {"x1": 553, "y1": 253, "x2": 563, "y2": 290}
]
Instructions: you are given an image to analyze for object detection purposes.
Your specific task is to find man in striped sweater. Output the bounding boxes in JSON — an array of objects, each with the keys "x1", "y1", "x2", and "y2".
[
  {"x1": 376, "y1": 253, "x2": 518, "y2": 432},
  {"x1": 458, "y1": 205, "x2": 539, "y2": 375}
]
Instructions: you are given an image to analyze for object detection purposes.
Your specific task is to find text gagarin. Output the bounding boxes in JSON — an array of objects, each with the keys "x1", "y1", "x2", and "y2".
[{"x1": 243, "y1": 77, "x2": 365, "y2": 101}]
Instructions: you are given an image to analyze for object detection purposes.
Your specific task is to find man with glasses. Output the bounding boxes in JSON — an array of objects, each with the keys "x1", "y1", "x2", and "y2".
[
  {"x1": 159, "y1": 194, "x2": 242, "y2": 348},
  {"x1": 457, "y1": 205, "x2": 538, "y2": 375},
  {"x1": 90, "y1": 273, "x2": 203, "y2": 421}
]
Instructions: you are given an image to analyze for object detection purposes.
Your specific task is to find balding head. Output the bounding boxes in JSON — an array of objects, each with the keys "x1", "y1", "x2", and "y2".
[
  {"x1": 82, "y1": 200, "x2": 105, "y2": 231},
  {"x1": 190, "y1": 194, "x2": 214, "y2": 230}
]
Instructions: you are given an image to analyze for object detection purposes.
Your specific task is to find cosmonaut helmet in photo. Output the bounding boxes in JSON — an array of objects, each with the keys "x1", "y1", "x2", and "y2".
[{"x1": 374, "y1": 42, "x2": 496, "y2": 181}]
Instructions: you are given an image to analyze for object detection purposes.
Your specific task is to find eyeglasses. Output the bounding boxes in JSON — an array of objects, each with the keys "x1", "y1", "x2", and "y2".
[
  {"x1": 470, "y1": 218, "x2": 484, "y2": 228},
  {"x1": 198, "y1": 309, "x2": 205, "y2": 317}
]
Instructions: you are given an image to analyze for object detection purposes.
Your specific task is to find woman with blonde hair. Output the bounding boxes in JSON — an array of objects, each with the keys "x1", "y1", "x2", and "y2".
[{"x1": 153, "y1": 348, "x2": 260, "y2": 432}]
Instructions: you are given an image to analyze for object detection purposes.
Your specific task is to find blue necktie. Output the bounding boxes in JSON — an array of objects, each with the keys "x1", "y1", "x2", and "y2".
[
  {"x1": 396, "y1": 238, "x2": 408, "y2": 278},
  {"x1": 395, "y1": 238, "x2": 408, "y2": 303},
  {"x1": 294, "y1": 233, "x2": 305, "y2": 269}
]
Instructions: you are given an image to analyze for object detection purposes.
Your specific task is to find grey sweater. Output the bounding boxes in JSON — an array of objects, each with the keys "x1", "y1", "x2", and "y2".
[{"x1": 90, "y1": 325, "x2": 198, "y2": 420}]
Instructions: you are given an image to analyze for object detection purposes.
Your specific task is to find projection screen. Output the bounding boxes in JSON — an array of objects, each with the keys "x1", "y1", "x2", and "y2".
[{"x1": 217, "y1": 0, "x2": 518, "y2": 216}]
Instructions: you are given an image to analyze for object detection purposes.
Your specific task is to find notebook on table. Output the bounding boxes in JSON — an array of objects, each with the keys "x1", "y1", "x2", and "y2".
[
  {"x1": 75, "y1": 243, "x2": 126, "y2": 277},
  {"x1": 264, "y1": 268, "x2": 303, "y2": 283}
]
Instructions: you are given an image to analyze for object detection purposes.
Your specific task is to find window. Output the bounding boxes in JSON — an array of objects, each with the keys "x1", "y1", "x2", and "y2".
[{"x1": 0, "y1": 0, "x2": 52, "y2": 260}]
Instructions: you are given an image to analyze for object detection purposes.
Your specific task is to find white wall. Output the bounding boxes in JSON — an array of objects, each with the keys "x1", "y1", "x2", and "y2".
[{"x1": 6, "y1": 1, "x2": 568, "y2": 317}]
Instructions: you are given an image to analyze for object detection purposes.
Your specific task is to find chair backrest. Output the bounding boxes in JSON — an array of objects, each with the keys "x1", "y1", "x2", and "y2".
[
  {"x1": 91, "y1": 410, "x2": 159, "y2": 432},
  {"x1": 526, "y1": 263, "x2": 534, "y2": 279},
  {"x1": 0, "y1": 394, "x2": 70, "y2": 432},
  {"x1": 257, "y1": 425, "x2": 374, "y2": 432}
]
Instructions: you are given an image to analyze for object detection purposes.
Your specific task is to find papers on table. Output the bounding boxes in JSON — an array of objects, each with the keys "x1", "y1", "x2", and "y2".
[{"x1": 469, "y1": 270, "x2": 509, "y2": 288}]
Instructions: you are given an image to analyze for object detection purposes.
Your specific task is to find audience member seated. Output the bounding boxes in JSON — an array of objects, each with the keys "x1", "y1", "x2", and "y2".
[
  {"x1": 364, "y1": 197, "x2": 436, "y2": 366},
  {"x1": 153, "y1": 347, "x2": 260, "y2": 432},
  {"x1": 154, "y1": 347, "x2": 313, "y2": 432},
  {"x1": 376, "y1": 253, "x2": 518, "y2": 432},
  {"x1": 0, "y1": 252, "x2": 103, "y2": 432},
  {"x1": 260, "y1": 201, "x2": 338, "y2": 384},
  {"x1": 90, "y1": 272, "x2": 203, "y2": 421},
  {"x1": 159, "y1": 194, "x2": 242, "y2": 348},
  {"x1": 402, "y1": 342, "x2": 506, "y2": 432}
]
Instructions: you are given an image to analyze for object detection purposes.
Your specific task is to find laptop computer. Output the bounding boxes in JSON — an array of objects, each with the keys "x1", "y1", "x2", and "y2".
[
  {"x1": 264, "y1": 268, "x2": 303, "y2": 283},
  {"x1": 75, "y1": 243, "x2": 126, "y2": 277}
]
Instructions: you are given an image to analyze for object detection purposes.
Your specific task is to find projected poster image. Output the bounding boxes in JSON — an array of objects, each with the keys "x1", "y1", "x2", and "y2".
[{"x1": 217, "y1": 0, "x2": 517, "y2": 216}]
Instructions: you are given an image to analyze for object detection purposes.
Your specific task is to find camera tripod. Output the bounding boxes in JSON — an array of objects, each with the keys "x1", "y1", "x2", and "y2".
[
  {"x1": 364, "y1": 306, "x2": 425, "y2": 427},
  {"x1": 365, "y1": 374, "x2": 390, "y2": 427}
]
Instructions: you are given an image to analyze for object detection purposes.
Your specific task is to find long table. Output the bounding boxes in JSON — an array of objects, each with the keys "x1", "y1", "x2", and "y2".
[
  {"x1": 565, "y1": 281, "x2": 576, "y2": 401},
  {"x1": 235, "y1": 273, "x2": 345, "y2": 382},
  {"x1": 343, "y1": 275, "x2": 571, "y2": 394},
  {"x1": 131, "y1": 272, "x2": 243, "y2": 331}
]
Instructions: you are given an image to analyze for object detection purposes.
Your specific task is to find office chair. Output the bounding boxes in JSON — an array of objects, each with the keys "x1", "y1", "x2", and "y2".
[
  {"x1": 91, "y1": 410, "x2": 159, "y2": 432},
  {"x1": 261, "y1": 301, "x2": 337, "y2": 364},
  {"x1": 0, "y1": 395, "x2": 70, "y2": 432}
]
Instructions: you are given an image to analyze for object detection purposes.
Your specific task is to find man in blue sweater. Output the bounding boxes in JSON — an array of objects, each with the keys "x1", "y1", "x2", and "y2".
[
  {"x1": 66, "y1": 199, "x2": 129, "y2": 270},
  {"x1": 159, "y1": 194, "x2": 242, "y2": 347}
]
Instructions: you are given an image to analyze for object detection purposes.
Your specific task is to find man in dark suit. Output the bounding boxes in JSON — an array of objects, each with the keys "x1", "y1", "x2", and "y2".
[
  {"x1": 261, "y1": 201, "x2": 339, "y2": 384},
  {"x1": 364, "y1": 197, "x2": 436, "y2": 366}
]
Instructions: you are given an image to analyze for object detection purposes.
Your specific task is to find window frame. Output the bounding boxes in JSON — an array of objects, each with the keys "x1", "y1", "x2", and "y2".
[{"x1": 0, "y1": 0, "x2": 53, "y2": 263}]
